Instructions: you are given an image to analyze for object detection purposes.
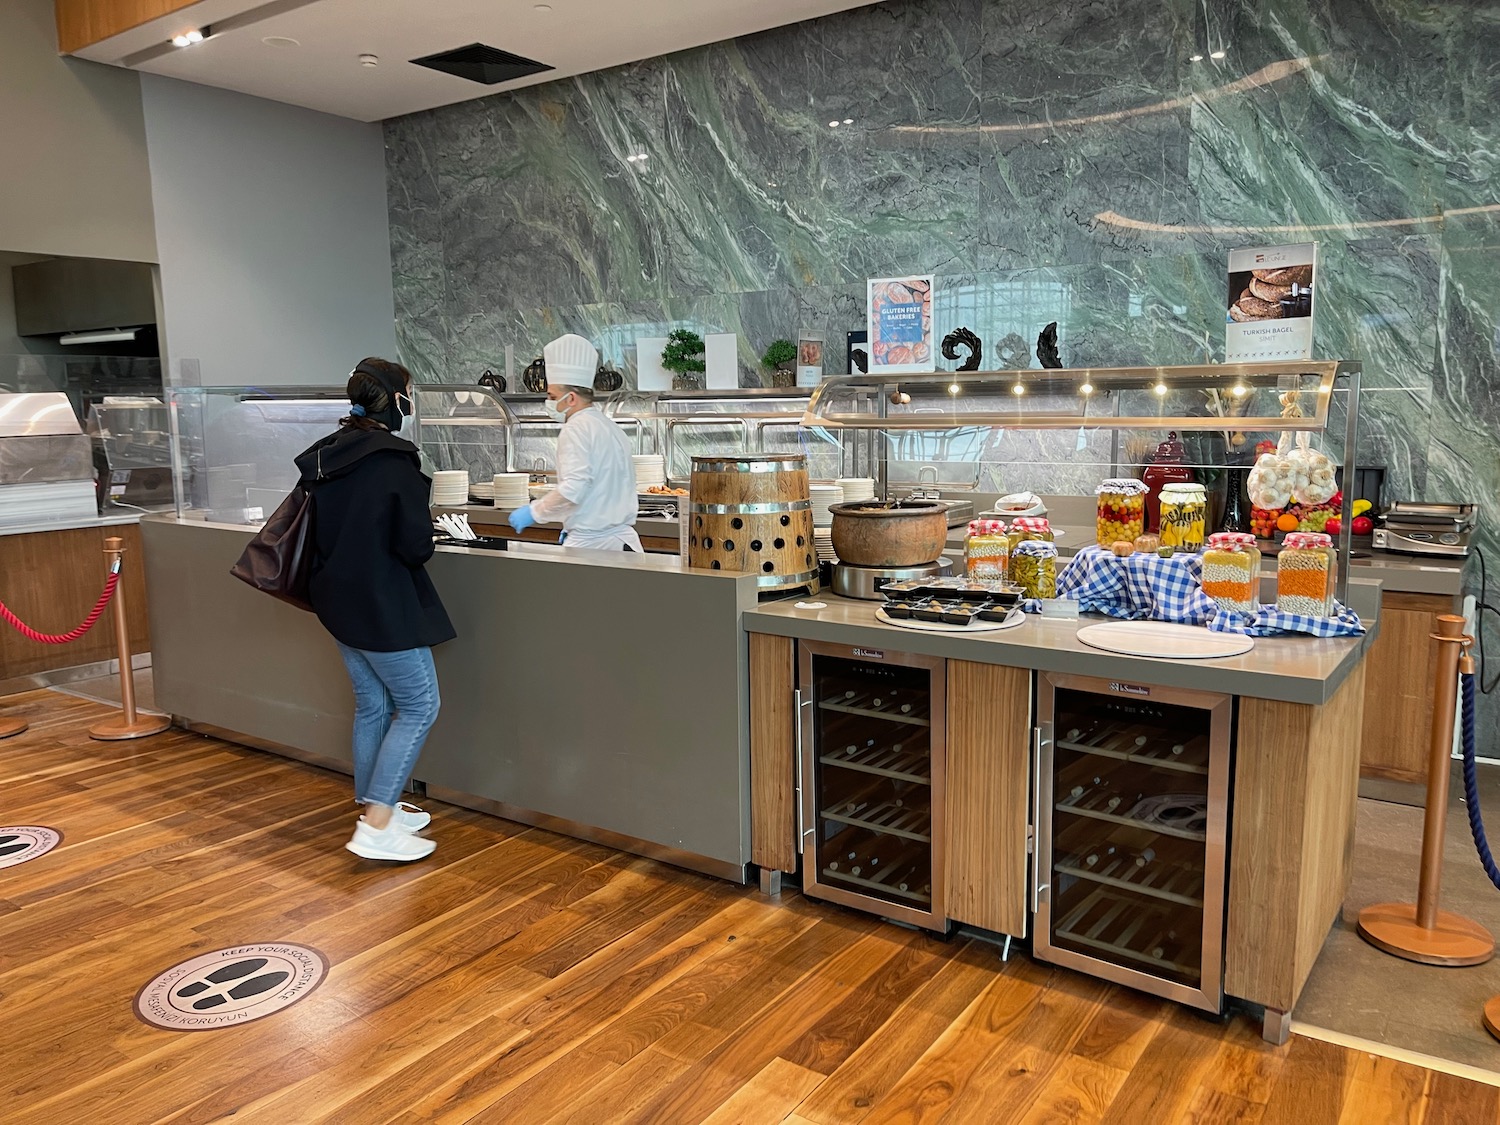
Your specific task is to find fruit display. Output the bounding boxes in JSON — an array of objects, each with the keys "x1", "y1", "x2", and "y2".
[{"x1": 1095, "y1": 479, "x2": 1148, "y2": 548}]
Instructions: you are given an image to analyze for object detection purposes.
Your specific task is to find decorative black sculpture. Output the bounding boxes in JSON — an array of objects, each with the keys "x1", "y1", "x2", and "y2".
[
  {"x1": 941, "y1": 327, "x2": 982, "y2": 371},
  {"x1": 994, "y1": 333, "x2": 1031, "y2": 370},
  {"x1": 1036, "y1": 322, "x2": 1062, "y2": 369},
  {"x1": 594, "y1": 361, "x2": 623, "y2": 393},
  {"x1": 478, "y1": 369, "x2": 506, "y2": 393},
  {"x1": 522, "y1": 356, "x2": 547, "y2": 392},
  {"x1": 851, "y1": 348, "x2": 869, "y2": 374}
]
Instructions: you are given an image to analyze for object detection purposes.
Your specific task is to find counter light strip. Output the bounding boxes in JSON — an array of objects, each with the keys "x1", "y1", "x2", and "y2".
[{"x1": 1290, "y1": 1020, "x2": 1500, "y2": 1089}]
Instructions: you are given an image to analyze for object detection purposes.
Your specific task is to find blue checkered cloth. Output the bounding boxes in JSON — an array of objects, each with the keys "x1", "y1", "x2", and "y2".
[{"x1": 1042, "y1": 545, "x2": 1366, "y2": 638}]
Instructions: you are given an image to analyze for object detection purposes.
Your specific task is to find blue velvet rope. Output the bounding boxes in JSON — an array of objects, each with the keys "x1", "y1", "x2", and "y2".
[{"x1": 1460, "y1": 671, "x2": 1500, "y2": 891}]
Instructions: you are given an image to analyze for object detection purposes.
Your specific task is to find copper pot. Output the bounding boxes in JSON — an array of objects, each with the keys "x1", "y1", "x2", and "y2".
[{"x1": 829, "y1": 500, "x2": 949, "y2": 568}]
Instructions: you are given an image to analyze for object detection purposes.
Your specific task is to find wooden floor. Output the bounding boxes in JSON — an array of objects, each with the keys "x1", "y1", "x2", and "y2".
[{"x1": 1, "y1": 688, "x2": 1496, "y2": 1125}]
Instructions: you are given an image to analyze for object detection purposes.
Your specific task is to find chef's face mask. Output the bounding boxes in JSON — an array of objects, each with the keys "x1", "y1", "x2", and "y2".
[{"x1": 547, "y1": 392, "x2": 573, "y2": 419}]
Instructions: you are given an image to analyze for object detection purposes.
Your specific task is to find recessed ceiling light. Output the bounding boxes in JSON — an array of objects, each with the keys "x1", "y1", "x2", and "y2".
[
  {"x1": 1012, "y1": 382, "x2": 1025, "y2": 396},
  {"x1": 1210, "y1": 49, "x2": 1226, "y2": 59},
  {"x1": 358, "y1": 53, "x2": 379, "y2": 67},
  {"x1": 1079, "y1": 382, "x2": 1093, "y2": 395},
  {"x1": 262, "y1": 35, "x2": 300, "y2": 48},
  {"x1": 534, "y1": 2, "x2": 552, "y2": 9},
  {"x1": 170, "y1": 29, "x2": 203, "y2": 47},
  {"x1": 1154, "y1": 382, "x2": 1169, "y2": 396}
]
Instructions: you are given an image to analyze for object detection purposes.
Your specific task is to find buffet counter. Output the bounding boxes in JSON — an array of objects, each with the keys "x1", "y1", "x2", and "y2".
[
  {"x1": 140, "y1": 514, "x2": 758, "y2": 880},
  {"x1": 742, "y1": 588, "x2": 1377, "y2": 1042},
  {"x1": 431, "y1": 502, "x2": 682, "y2": 554}
]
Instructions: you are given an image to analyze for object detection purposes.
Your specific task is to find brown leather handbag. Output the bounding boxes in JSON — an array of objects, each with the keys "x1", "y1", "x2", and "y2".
[{"x1": 230, "y1": 482, "x2": 316, "y2": 611}]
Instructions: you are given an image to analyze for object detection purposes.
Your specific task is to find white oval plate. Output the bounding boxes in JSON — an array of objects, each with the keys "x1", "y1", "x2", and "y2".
[{"x1": 1075, "y1": 620, "x2": 1254, "y2": 659}]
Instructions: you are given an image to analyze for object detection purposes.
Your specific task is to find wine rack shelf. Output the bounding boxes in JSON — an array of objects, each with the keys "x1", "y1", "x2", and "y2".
[{"x1": 1056, "y1": 722, "x2": 1210, "y2": 776}]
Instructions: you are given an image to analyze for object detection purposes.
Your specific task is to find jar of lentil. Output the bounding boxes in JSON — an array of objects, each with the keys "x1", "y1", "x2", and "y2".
[
  {"x1": 1202, "y1": 532, "x2": 1261, "y2": 615},
  {"x1": 1095, "y1": 478, "x2": 1148, "y2": 547},
  {"x1": 1159, "y1": 483, "x2": 1208, "y2": 552},
  {"x1": 1010, "y1": 540, "x2": 1058, "y2": 599},
  {"x1": 1008, "y1": 516, "x2": 1053, "y2": 552},
  {"x1": 1277, "y1": 532, "x2": 1336, "y2": 616},
  {"x1": 965, "y1": 520, "x2": 1009, "y2": 580}
]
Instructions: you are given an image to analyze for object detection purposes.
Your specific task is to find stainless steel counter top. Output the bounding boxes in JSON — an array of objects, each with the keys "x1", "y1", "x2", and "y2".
[
  {"x1": 744, "y1": 594, "x2": 1375, "y2": 706},
  {"x1": 432, "y1": 502, "x2": 681, "y2": 540}
]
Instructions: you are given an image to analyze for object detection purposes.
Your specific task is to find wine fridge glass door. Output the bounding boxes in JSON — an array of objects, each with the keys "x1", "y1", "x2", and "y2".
[{"x1": 799, "y1": 644, "x2": 947, "y2": 931}]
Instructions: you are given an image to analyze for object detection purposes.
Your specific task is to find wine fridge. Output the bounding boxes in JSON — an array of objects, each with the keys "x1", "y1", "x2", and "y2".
[
  {"x1": 797, "y1": 640, "x2": 946, "y2": 931},
  {"x1": 1034, "y1": 672, "x2": 1231, "y2": 1011}
]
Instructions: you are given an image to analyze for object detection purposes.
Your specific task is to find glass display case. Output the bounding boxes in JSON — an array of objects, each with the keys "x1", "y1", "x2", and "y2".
[
  {"x1": 412, "y1": 385, "x2": 517, "y2": 485},
  {"x1": 801, "y1": 361, "x2": 1363, "y2": 597},
  {"x1": 167, "y1": 386, "x2": 349, "y2": 523},
  {"x1": 89, "y1": 396, "x2": 174, "y2": 513},
  {"x1": 0, "y1": 391, "x2": 97, "y2": 528}
]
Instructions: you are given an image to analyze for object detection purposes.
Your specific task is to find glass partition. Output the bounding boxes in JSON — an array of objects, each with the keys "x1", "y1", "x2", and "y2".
[
  {"x1": 90, "y1": 396, "x2": 175, "y2": 512},
  {"x1": 168, "y1": 386, "x2": 348, "y2": 523},
  {"x1": 412, "y1": 384, "x2": 517, "y2": 482}
]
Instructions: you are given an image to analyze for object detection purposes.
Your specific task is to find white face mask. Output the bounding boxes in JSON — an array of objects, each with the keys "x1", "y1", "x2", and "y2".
[{"x1": 547, "y1": 394, "x2": 572, "y2": 419}]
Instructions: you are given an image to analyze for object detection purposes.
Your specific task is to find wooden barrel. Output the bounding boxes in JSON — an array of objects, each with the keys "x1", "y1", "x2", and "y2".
[{"x1": 688, "y1": 454, "x2": 818, "y2": 591}]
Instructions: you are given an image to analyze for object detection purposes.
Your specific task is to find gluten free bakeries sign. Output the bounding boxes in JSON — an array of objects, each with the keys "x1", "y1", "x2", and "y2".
[{"x1": 133, "y1": 943, "x2": 329, "y2": 1031}]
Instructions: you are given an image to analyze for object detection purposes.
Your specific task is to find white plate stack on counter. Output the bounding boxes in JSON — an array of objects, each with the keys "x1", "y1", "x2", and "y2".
[
  {"x1": 813, "y1": 527, "x2": 838, "y2": 564},
  {"x1": 810, "y1": 484, "x2": 845, "y2": 527},
  {"x1": 490, "y1": 473, "x2": 531, "y2": 509},
  {"x1": 468, "y1": 480, "x2": 494, "y2": 502},
  {"x1": 836, "y1": 477, "x2": 876, "y2": 503},
  {"x1": 632, "y1": 455, "x2": 666, "y2": 492},
  {"x1": 431, "y1": 471, "x2": 469, "y2": 507}
]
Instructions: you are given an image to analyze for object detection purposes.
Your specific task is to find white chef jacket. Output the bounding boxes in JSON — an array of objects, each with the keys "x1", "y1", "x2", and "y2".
[{"x1": 531, "y1": 405, "x2": 641, "y2": 550}]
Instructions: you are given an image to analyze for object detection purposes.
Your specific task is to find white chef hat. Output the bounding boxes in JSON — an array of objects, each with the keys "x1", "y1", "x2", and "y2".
[{"x1": 543, "y1": 334, "x2": 598, "y2": 388}]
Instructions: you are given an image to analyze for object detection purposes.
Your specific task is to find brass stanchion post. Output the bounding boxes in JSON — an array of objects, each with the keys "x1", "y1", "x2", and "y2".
[
  {"x1": 88, "y1": 536, "x2": 170, "y2": 741},
  {"x1": 1357, "y1": 614, "x2": 1494, "y2": 965}
]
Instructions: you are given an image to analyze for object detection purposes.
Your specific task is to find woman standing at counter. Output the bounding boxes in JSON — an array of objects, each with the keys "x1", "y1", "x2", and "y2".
[{"x1": 294, "y1": 358, "x2": 456, "y2": 863}]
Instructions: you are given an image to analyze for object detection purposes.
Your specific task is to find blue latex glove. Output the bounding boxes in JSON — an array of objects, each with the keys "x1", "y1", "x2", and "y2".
[{"x1": 508, "y1": 504, "x2": 538, "y2": 533}]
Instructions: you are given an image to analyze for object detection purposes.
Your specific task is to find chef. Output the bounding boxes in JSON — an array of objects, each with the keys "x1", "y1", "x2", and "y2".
[{"x1": 508, "y1": 334, "x2": 642, "y2": 552}]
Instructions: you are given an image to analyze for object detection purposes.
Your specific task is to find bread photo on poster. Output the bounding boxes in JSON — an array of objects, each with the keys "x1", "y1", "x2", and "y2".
[{"x1": 1227, "y1": 264, "x2": 1313, "y2": 323}]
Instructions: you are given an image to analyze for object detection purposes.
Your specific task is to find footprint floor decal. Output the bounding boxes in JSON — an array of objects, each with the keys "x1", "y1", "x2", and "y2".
[
  {"x1": 0, "y1": 826, "x2": 62, "y2": 870},
  {"x1": 134, "y1": 944, "x2": 329, "y2": 1031}
]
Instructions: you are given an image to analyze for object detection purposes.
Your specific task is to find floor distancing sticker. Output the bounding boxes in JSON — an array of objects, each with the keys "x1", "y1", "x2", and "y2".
[
  {"x1": 133, "y1": 943, "x2": 329, "y2": 1031},
  {"x1": 0, "y1": 826, "x2": 61, "y2": 869}
]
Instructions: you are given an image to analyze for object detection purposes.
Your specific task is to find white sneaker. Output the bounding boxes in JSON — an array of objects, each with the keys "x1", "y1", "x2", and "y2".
[
  {"x1": 392, "y1": 801, "x2": 431, "y2": 832},
  {"x1": 346, "y1": 819, "x2": 436, "y2": 862}
]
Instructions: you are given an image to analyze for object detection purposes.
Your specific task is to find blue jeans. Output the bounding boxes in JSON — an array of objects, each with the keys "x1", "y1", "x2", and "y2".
[{"x1": 335, "y1": 643, "x2": 440, "y2": 808}]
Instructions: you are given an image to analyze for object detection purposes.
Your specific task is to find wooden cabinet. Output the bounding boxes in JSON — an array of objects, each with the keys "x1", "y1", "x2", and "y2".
[
  {"x1": 55, "y1": 0, "x2": 197, "y2": 55},
  {"x1": 943, "y1": 660, "x2": 1031, "y2": 937},
  {"x1": 748, "y1": 633, "x2": 797, "y2": 875},
  {"x1": 0, "y1": 523, "x2": 150, "y2": 684},
  {"x1": 1360, "y1": 592, "x2": 1455, "y2": 783}
]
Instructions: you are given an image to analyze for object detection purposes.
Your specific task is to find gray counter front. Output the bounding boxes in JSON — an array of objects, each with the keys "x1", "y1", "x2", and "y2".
[{"x1": 141, "y1": 515, "x2": 759, "y2": 880}]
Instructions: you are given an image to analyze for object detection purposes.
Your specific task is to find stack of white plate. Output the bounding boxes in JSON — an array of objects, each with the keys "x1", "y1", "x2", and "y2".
[
  {"x1": 836, "y1": 477, "x2": 876, "y2": 503},
  {"x1": 813, "y1": 527, "x2": 838, "y2": 564},
  {"x1": 490, "y1": 473, "x2": 531, "y2": 508},
  {"x1": 633, "y1": 454, "x2": 666, "y2": 491},
  {"x1": 469, "y1": 480, "x2": 495, "y2": 502},
  {"x1": 431, "y1": 471, "x2": 469, "y2": 506},
  {"x1": 810, "y1": 484, "x2": 845, "y2": 527}
]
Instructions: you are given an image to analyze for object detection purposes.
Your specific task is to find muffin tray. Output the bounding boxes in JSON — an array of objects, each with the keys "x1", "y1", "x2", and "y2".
[{"x1": 882, "y1": 597, "x2": 1021, "y2": 626}]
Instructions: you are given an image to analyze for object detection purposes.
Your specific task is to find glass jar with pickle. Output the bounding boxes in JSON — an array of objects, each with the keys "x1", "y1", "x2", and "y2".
[
  {"x1": 1158, "y1": 483, "x2": 1208, "y2": 552},
  {"x1": 1010, "y1": 540, "x2": 1058, "y2": 599},
  {"x1": 1277, "y1": 532, "x2": 1336, "y2": 616},
  {"x1": 1202, "y1": 532, "x2": 1261, "y2": 614},
  {"x1": 965, "y1": 519, "x2": 1009, "y2": 580},
  {"x1": 1095, "y1": 478, "x2": 1148, "y2": 547},
  {"x1": 1008, "y1": 516, "x2": 1053, "y2": 552}
]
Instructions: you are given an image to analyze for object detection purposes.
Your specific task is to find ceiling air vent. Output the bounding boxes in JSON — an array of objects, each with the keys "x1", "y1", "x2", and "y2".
[{"x1": 409, "y1": 43, "x2": 554, "y2": 85}]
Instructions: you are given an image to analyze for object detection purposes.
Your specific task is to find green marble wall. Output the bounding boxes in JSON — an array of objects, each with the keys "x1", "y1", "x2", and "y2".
[{"x1": 387, "y1": 0, "x2": 1500, "y2": 729}]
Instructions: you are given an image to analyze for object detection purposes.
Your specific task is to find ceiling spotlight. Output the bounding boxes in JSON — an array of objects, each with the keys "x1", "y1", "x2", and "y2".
[
  {"x1": 1231, "y1": 383, "x2": 1247, "y2": 397},
  {"x1": 1189, "y1": 53, "x2": 1203, "y2": 62},
  {"x1": 948, "y1": 383, "x2": 961, "y2": 396},
  {"x1": 1079, "y1": 382, "x2": 1093, "y2": 395},
  {"x1": 262, "y1": 35, "x2": 300, "y2": 48},
  {"x1": 1012, "y1": 382, "x2": 1025, "y2": 396},
  {"x1": 1210, "y1": 49, "x2": 1226, "y2": 59},
  {"x1": 171, "y1": 29, "x2": 204, "y2": 47},
  {"x1": 1154, "y1": 382, "x2": 1168, "y2": 396}
]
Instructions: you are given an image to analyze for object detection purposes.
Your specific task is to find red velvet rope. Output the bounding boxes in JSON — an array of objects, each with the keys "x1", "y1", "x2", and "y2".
[{"x1": 0, "y1": 569, "x2": 121, "y2": 644}]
